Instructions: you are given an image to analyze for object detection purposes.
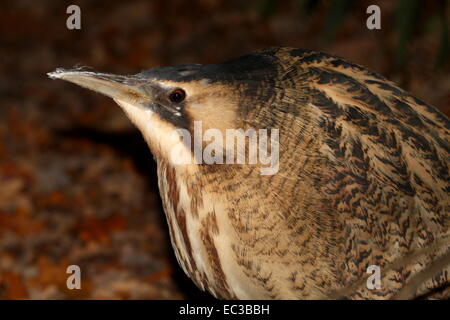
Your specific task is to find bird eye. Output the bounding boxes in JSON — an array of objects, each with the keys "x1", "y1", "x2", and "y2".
[{"x1": 169, "y1": 88, "x2": 186, "y2": 103}]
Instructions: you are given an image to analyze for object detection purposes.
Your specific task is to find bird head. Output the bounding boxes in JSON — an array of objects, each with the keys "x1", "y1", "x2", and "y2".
[{"x1": 48, "y1": 50, "x2": 284, "y2": 174}]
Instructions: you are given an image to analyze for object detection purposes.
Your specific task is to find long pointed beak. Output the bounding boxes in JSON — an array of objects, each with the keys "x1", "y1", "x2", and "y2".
[{"x1": 47, "y1": 68, "x2": 148, "y2": 102}]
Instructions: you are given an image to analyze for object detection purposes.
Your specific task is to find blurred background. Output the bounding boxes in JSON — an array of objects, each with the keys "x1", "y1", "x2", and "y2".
[{"x1": 0, "y1": 0, "x2": 448, "y2": 299}]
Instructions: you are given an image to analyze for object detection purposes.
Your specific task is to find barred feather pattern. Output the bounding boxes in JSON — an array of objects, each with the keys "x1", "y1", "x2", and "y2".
[{"x1": 154, "y1": 48, "x2": 449, "y2": 299}]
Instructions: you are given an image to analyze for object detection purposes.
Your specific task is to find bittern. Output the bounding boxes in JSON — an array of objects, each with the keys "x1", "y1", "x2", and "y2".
[{"x1": 48, "y1": 47, "x2": 449, "y2": 299}]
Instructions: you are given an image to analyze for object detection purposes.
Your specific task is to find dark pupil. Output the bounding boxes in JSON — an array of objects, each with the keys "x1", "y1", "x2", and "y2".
[{"x1": 170, "y1": 89, "x2": 185, "y2": 103}]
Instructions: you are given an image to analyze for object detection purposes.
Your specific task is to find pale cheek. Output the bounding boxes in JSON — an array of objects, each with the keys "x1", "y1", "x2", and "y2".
[
  {"x1": 114, "y1": 99, "x2": 195, "y2": 167},
  {"x1": 187, "y1": 100, "x2": 239, "y2": 132}
]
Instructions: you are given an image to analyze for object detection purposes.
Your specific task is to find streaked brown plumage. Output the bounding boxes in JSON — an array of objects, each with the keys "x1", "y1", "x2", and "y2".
[{"x1": 48, "y1": 47, "x2": 450, "y2": 299}]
